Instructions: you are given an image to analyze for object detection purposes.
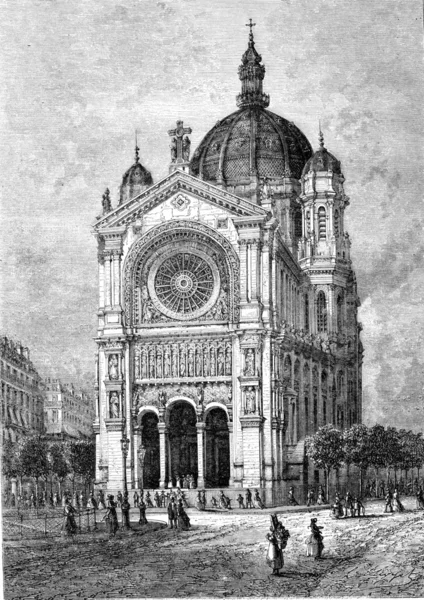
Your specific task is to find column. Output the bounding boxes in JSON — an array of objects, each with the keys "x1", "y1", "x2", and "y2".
[
  {"x1": 228, "y1": 421, "x2": 234, "y2": 486},
  {"x1": 158, "y1": 423, "x2": 168, "y2": 489},
  {"x1": 239, "y1": 241, "x2": 248, "y2": 302},
  {"x1": 196, "y1": 422, "x2": 206, "y2": 488}
]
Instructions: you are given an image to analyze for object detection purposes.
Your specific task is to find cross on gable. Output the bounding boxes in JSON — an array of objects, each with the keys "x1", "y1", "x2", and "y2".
[
  {"x1": 246, "y1": 18, "x2": 256, "y2": 36},
  {"x1": 168, "y1": 120, "x2": 192, "y2": 164}
]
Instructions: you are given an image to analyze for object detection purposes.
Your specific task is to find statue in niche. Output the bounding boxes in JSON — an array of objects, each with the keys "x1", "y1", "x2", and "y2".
[
  {"x1": 203, "y1": 348, "x2": 209, "y2": 377},
  {"x1": 133, "y1": 387, "x2": 145, "y2": 412},
  {"x1": 156, "y1": 348, "x2": 163, "y2": 379},
  {"x1": 196, "y1": 386, "x2": 204, "y2": 407},
  {"x1": 180, "y1": 347, "x2": 186, "y2": 377},
  {"x1": 246, "y1": 387, "x2": 256, "y2": 414},
  {"x1": 260, "y1": 177, "x2": 274, "y2": 203},
  {"x1": 195, "y1": 348, "x2": 202, "y2": 377},
  {"x1": 149, "y1": 349, "x2": 155, "y2": 379},
  {"x1": 225, "y1": 347, "x2": 232, "y2": 375},
  {"x1": 187, "y1": 349, "x2": 194, "y2": 377},
  {"x1": 141, "y1": 351, "x2": 147, "y2": 379},
  {"x1": 109, "y1": 392, "x2": 120, "y2": 419},
  {"x1": 214, "y1": 290, "x2": 228, "y2": 320},
  {"x1": 244, "y1": 348, "x2": 255, "y2": 376},
  {"x1": 108, "y1": 354, "x2": 119, "y2": 380},
  {"x1": 159, "y1": 390, "x2": 167, "y2": 407},
  {"x1": 182, "y1": 135, "x2": 191, "y2": 161},
  {"x1": 140, "y1": 285, "x2": 153, "y2": 323},
  {"x1": 164, "y1": 348, "x2": 171, "y2": 378},
  {"x1": 171, "y1": 346, "x2": 178, "y2": 377},
  {"x1": 170, "y1": 137, "x2": 177, "y2": 162},
  {"x1": 210, "y1": 349, "x2": 216, "y2": 376},
  {"x1": 134, "y1": 353, "x2": 141, "y2": 379},
  {"x1": 227, "y1": 385, "x2": 232, "y2": 404},
  {"x1": 217, "y1": 350, "x2": 225, "y2": 376}
]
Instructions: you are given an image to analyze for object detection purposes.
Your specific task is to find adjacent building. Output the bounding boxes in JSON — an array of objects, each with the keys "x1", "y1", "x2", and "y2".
[
  {"x1": 92, "y1": 27, "x2": 363, "y2": 504},
  {"x1": 44, "y1": 378, "x2": 95, "y2": 440},
  {"x1": 0, "y1": 337, "x2": 44, "y2": 444}
]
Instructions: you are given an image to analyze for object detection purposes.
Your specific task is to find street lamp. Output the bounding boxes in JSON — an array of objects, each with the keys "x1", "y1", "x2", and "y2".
[
  {"x1": 120, "y1": 435, "x2": 130, "y2": 494},
  {"x1": 138, "y1": 445, "x2": 147, "y2": 491}
]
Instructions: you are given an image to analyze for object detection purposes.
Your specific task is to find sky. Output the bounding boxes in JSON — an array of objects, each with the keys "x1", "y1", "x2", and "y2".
[{"x1": 1, "y1": 0, "x2": 423, "y2": 429}]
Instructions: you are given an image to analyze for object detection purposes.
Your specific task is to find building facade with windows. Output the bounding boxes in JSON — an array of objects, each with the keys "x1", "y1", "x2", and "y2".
[
  {"x1": 0, "y1": 337, "x2": 44, "y2": 445},
  {"x1": 93, "y1": 28, "x2": 363, "y2": 504},
  {"x1": 44, "y1": 378, "x2": 95, "y2": 440}
]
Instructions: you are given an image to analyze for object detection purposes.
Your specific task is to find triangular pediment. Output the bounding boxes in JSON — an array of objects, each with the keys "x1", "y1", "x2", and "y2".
[{"x1": 93, "y1": 170, "x2": 268, "y2": 232}]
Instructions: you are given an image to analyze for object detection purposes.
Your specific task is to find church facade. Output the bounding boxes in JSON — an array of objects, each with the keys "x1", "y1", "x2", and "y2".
[{"x1": 93, "y1": 27, "x2": 363, "y2": 505}]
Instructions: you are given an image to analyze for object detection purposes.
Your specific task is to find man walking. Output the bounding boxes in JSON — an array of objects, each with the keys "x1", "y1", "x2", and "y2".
[
  {"x1": 167, "y1": 497, "x2": 178, "y2": 529},
  {"x1": 245, "y1": 488, "x2": 253, "y2": 509}
]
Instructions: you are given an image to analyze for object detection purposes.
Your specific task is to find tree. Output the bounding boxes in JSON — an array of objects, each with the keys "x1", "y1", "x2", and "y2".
[
  {"x1": 2, "y1": 439, "x2": 24, "y2": 493},
  {"x1": 306, "y1": 425, "x2": 344, "y2": 499},
  {"x1": 69, "y1": 440, "x2": 95, "y2": 495},
  {"x1": 343, "y1": 424, "x2": 372, "y2": 496},
  {"x1": 50, "y1": 443, "x2": 70, "y2": 496},
  {"x1": 19, "y1": 436, "x2": 49, "y2": 507},
  {"x1": 368, "y1": 425, "x2": 401, "y2": 488}
]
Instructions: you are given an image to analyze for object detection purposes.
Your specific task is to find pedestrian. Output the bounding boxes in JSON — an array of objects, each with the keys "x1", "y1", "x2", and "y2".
[
  {"x1": 332, "y1": 493, "x2": 344, "y2": 519},
  {"x1": 384, "y1": 490, "x2": 393, "y2": 513},
  {"x1": 393, "y1": 488, "x2": 404, "y2": 512},
  {"x1": 104, "y1": 495, "x2": 119, "y2": 538},
  {"x1": 133, "y1": 490, "x2": 139, "y2": 508},
  {"x1": 306, "y1": 488, "x2": 315, "y2": 507},
  {"x1": 416, "y1": 487, "x2": 424, "y2": 510},
  {"x1": 306, "y1": 518, "x2": 324, "y2": 560},
  {"x1": 145, "y1": 491, "x2": 154, "y2": 508},
  {"x1": 201, "y1": 489, "x2": 206, "y2": 509},
  {"x1": 353, "y1": 497, "x2": 365, "y2": 517},
  {"x1": 89, "y1": 491, "x2": 98, "y2": 510},
  {"x1": 288, "y1": 486, "x2": 298, "y2": 506},
  {"x1": 97, "y1": 489, "x2": 106, "y2": 509},
  {"x1": 237, "y1": 494, "x2": 245, "y2": 509},
  {"x1": 245, "y1": 488, "x2": 253, "y2": 509},
  {"x1": 10, "y1": 493, "x2": 16, "y2": 508},
  {"x1": 117, "y1": 490, "x2": 123, "y2": 508},
  {"x1": 62, "y1": 498, "x2": 78, "y2": 536},
  {"x1": 379, "y1": 481, "x2": 385, "y2": 498},
  {"x1": 317, "y1": 486, "x2": 326, "y2": 505},
  {"x1": 211, "y1": 496, "x2": 218, "y2": 508},
  {"x1": 344, "y1": 491, "x2": 354, "y2": 518},
  {"x1": 177, "y1": 499, "x2": 191, "y2": 530},
  {"x1": 160, "y1": 490, "x2": 166, "y2": 508},
  {"x1": 196, "y1": 491, "x2": 204, "y2": 511},
  {"x1": 266, "y1": 515, "x2": 290, "y2": 576},
  {"x1": 254, "y1": 489, "x2": 265, "y2": 509},
  {"x1": 121, "y1": 491, "x2": 131, "y2": 529},
  {"x1": 138, "y1": 497, "x2": 148, "y2": 525},
  {"x1": 167, "y1": 497, "x2": 178, "y2": 529}
]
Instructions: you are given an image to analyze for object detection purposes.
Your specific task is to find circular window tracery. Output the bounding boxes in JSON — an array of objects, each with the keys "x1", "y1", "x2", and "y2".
[{"x1": 147, "y1": 248, "x2": 220, "y2": 321}]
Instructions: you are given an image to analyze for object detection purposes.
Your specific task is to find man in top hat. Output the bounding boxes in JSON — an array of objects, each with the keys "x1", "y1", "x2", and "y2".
[{"x1": 167, "y1": 497, "x2": 178, "y2": 529}]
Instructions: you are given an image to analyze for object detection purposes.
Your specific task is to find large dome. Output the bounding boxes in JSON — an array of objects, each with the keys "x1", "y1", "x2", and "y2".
[
  {"x1": 190, "y1": 107, "x2": 312, "y2": 183},
  {"x1": 190, "y1": 26, "x2": 312, "y2": 192}
]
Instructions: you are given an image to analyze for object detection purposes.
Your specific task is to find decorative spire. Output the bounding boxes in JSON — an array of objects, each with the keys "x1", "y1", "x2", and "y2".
[
  {"x1": 102, "y1": 188, "x2": 111, "y2": 214},
  {"x1": 236, "y1": 20, "x2": 270, "y2": 108},
  {"x1": 135, "y1": 130, "x2": 140, "y2": 163},
  {"x1": 318, "y1": 121, "x2": 325, "y2": 149}
]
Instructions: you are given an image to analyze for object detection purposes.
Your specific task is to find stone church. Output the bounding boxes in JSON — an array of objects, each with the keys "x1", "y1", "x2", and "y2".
[{"x1": 93, "y1": 25, "x2": 363, "y2": 505}]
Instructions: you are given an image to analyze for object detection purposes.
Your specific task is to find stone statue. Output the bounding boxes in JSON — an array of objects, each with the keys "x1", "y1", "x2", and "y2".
[
  {"x1": 102, "y1": 188, "x2": 111, "y2": 214},
  {"x1": 196, "y1": 386, "x2": 204, "y2": 407},
  {"x1": 244, "y1": 348, "x2": 255, "y2": 376},
  {"x1": 135, "y1": 353, "x2": 141, "y2": 379},
  {"x1": 203, "y1": 349, "x2": 209, "y2": 376},
  {"x1": 156, "y1": 348, "x2": 163, "y2": 378},
  {"x1": 210, "y1": 349, "x2": 216, "y2": 376},
  {"x1": 217, "y1": 350, "x2": 224, "y2": 376},
  {"x1": 180, "y1": 347, "x2": 186, "y2": 377},
  {"x1": 260, "y1": 177, "x2": 273, "y2": 203},
  {"x1": 214, "y1": 290, "x2": 228, "y2": 320},
  {"x1": 188, "y1": 349, "x2": 194, "y2": 377},
  {"x1": 195, "y1": 348, "x2": 202, "y2": 377},
  {"x1": 182, "y1": 136, "x2": 191, "y2": 161},
  {"x1": 149, "y1": 349, "x2": 155, "y2": 379},
  {"x1": 141, "y1": 351, "x2": 147, "y2": 379},
  {"x1": 108, "y1": 354, "x2": 119, "y2": 380},
  {"x1": 170, "y1": 137, "x2": 177, "y2": 162},
  {"x1": 164, "y1": 348, "x2": 171, "y2": 378},
  {"x1": 225, "y1": 347, "x2": 232, "y2": 376},
  {"x1": 246, "y1": 387, "x2": 256, "y2": 414},
  {"x1": 159, "y1": 390, "x2": 167, "y2": 407},
  {"x1": 171, "y1": 347, "x2": 178, "y2": 377},
  {"x1": 140, "y1": 285, "x2": 153, "y2": 323},
  {"x1": 109, "y1": 392, "x2": 120, "y2": 419}
]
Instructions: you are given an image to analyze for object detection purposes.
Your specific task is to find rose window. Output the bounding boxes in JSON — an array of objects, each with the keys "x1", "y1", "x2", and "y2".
[{"x1": 148, "y1": 249, "x2": 220, "y2": 320}]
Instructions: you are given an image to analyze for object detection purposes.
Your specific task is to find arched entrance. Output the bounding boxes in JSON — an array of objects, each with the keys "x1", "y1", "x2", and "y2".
[
  {"x1": 168, "y1": 401, "x2": 198, "y2": 486},
  {"x1": 140, "y1": 412, "x2": 160, "y2": 489},
  {"x1": 205, "y1": 408, "x2": 230, "y2": 488}
]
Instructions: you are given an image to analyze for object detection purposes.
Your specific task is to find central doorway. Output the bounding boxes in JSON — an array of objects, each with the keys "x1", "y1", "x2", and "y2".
[
  {"x1": 168, "y1": 401, "x2": 198, "y2": 487},
  {"x1": 140, "y1": 412, "x2": 160, "y2": 489},
  {"x1": 205, "y1": 407, "x2": 230, "y2": 488}
]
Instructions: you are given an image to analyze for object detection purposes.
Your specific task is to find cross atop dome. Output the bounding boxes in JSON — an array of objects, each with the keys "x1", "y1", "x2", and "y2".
[{"x1": 236, "y1": 21, "x2": 270, "y2": 108}]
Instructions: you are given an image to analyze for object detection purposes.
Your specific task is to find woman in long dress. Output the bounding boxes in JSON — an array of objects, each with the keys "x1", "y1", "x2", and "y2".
[
  {"x1": 306, "y1": 518, "x2": 324, "y2": 559},
  {"x1": 393, "y1": 488, "x2": 404, "y2": 512},
  {"x1": 177, "y1": 499, "x2": 191, "y2": 530},
  {"x1": 266, "y1": 515, "x2": 290, "y2": 576},
  {"x1": 62, "y1": 499, "x2": 77, "y2": 536},
  {"x1": 104, "y1": 495, "x2": 119, "y2": 537}
]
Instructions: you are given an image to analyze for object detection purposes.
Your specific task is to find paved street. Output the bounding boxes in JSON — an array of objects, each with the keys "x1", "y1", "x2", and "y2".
[{"x1": 3, "y1": 498, "x2": 424, "y2": 598}]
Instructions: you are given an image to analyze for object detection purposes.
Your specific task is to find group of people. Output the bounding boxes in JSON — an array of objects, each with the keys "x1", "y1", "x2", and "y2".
[
  {"x1": 332, "y1": 491, "x2": 365, "y2": 518},
  {"x1": 167, "y1": 496, "x2": 191, "y2": 530},
  {"x1": 364, "y1": 478, "x2": 423, "y2": 499},
  {"x1": 266, "y1": 515, "x2": 324, "y2": 576},
  {"x1": 3, "y1": 489, "x2": 102, "y2": 511}
]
